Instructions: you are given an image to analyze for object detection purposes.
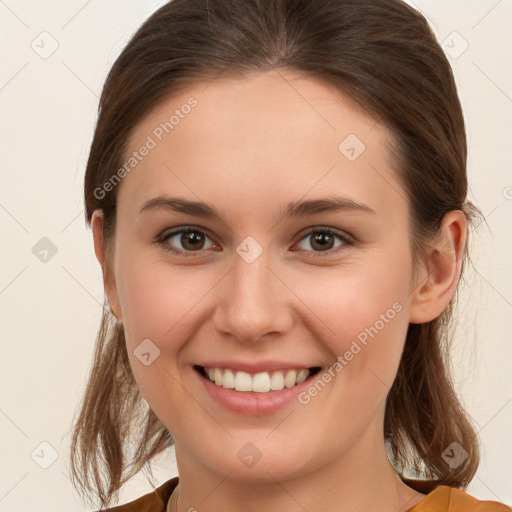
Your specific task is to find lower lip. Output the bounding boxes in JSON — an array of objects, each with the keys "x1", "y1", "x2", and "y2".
[{"x1": 195, "y1": 368, "x2": 319, "y2": 416}]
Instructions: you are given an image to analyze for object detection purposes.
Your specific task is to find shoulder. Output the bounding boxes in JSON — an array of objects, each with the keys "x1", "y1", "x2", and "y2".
[
  {"x1": 447, "y1": 487, "x2": 512, "y2": 512},
  {"x1": 410, "y1": 484, "x2": 511, "y2": 512},
  {"x1": 95, "y1": 476, "x2": 179, "y2": 512}
]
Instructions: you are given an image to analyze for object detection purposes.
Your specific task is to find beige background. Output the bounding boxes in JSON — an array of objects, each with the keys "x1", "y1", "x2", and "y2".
[{"x1": 0, "y1": 0, "x2": 511, "y2": 510}]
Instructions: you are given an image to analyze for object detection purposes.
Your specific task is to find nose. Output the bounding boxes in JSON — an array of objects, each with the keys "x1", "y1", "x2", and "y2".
[{"x1": 212, "y1": 247, "x2": 293, "y2": 344}]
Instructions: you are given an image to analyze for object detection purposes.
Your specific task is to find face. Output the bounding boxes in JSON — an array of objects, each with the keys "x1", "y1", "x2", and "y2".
[{"x1": 99, "y1": 69, "x2": 421, "y2": 482}]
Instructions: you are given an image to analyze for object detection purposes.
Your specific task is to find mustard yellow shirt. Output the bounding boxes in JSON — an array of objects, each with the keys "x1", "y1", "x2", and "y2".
[{"x1": 100, "y1": 477, "x2": 511, "y2": 511}]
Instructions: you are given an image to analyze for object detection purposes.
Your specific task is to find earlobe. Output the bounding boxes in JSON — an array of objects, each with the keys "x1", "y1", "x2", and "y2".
[
  {"x1": 408, "y1": 211, "x2": 466, "y2": 324},
  {"x1": 91, "y1": 210, "x2": 122, "y2": 323}
]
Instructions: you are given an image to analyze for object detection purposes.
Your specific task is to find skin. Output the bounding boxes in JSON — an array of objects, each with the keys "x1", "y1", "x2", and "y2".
[{"x1": 91, "y1": 68, "x2": 466, "y2": 512}]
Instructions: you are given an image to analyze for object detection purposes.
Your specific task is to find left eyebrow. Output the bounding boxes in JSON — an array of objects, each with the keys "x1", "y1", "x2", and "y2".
[
  {"x1": 138, "y1": 195, "x2": 376, "y2": 221},
  {"x1": 281, "y1": 196, "x2": 376, "y2": 218}
]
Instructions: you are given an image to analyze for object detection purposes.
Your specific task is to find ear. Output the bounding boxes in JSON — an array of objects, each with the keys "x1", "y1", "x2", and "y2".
[
  {"x1": 408, "y1": 210, "x2": 467, "y2": 324},
  {"x1": 91, "y1": 210, "x2": 122, "y2": 323}
]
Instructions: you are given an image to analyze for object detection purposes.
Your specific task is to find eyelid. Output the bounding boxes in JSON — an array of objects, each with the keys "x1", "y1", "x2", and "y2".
[
  {"x1": 156, "y1": 225, "x2": 354, "y2": 257},
  {"x1": 297, "y1": 225, "x2": 355, "y2": 245}
]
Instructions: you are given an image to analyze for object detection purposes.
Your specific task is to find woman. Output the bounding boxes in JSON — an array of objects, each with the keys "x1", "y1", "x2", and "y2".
[{"x1": 70, "y1": 0, "x2": 511, "y2": 510}]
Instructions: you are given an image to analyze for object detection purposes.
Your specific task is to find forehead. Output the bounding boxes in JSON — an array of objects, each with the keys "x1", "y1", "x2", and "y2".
[{"x1": 119, "y1": 69, "x2": 405, "y2": 222}]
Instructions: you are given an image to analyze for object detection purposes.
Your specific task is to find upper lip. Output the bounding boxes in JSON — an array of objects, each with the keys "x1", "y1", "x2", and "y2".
[{"x1": 195, "y1": 360, "x2": 322, "y2": 374}]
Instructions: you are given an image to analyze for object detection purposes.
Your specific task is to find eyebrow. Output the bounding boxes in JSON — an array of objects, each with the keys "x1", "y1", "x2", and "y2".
[{"x1": 139, "y1": 195, "x2": 376, "y2": 221}]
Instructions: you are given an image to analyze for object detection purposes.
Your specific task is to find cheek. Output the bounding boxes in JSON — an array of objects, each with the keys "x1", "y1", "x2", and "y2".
[
  {"x1": 117, "y1": 254, "x2": 215, "y2": 344},
  {"x1": 293, "y1": 259, "x2": 410, "y2": 354},
  {"x1": 291, "y1": 259, "x2": 411, "y2": 421},
  {"x1": 116, "y1": 256, "x2": 210, "y2": 422}
]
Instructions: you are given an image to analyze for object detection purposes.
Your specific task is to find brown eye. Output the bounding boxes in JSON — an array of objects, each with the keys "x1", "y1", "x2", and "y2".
[
  {"x1": 159, "y1": 227, "x2": 216, "y2": 255},
  {"x1": 294, "y1": 227, "x2": 352, "y2": 255},
  {"x1": 158, "y1": 226, "x2": 352, "y2": 257},
  {"x1": 309, "y1": 232, "x2": 336, "y2": 251},
  {"x1": 180, "y1": 230, "x2": 206, "y2": 251}
]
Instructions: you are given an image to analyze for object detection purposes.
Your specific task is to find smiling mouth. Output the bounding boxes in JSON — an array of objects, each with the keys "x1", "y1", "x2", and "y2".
[{"x1": 194, "y1": 365, "x2": 322, "y2": 394}]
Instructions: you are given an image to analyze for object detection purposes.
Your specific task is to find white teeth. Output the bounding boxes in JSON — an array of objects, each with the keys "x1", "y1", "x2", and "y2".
[
  {"x1": 252, "y1": 372, "x2": 271, "y2": 393},
  {"x1": 284, "y1": 370, "x2": 297, "y2": 388},
  {"x1": 222, "y1": 369, "x2": 235, "y2": 389},
  {"x1": 270, "y1": 371, "x2": 284, "y2": 391},
  {"x1": 296, "y1": 368, "x2": 309, "y2": 383},
  {"x1": 234, "y1": 371, "x2": 252, "y2": 392},
  {"x1": 203, "y1": 367, "x2": 312, "y2": 393}
]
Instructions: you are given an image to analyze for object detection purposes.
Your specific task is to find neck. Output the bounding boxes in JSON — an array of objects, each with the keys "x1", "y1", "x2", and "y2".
[{"x1": 170, "y1": 415, "x2": 426, "y2": 512}]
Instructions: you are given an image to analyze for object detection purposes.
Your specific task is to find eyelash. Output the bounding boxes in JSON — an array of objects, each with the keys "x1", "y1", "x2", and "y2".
[{"x1": 156, "y1": 225, "x2": 354, "y2": 258}]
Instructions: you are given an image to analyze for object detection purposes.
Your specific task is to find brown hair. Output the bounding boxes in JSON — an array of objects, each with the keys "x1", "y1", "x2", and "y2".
[{"x1": 71, "y1": 0, "x2": 482, "y2": 507}]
